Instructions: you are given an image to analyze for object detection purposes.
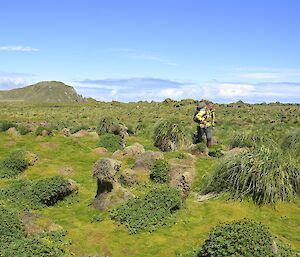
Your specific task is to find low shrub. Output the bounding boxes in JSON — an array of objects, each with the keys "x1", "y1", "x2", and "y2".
[
  {"x1": 111, "y1": 185, "x2": 182, "y2": 233},
  {"x1": 97, "y1": 134, "x2": 121, "y2": 152},
  {"x1": 198, "y1": 219, "x2": 296, "y2": 257},
  {"x1": 0, "y1": 208, "x2": 70, "y2": 257},
  {"x1": 35, "y1": 126, "x2": 53, "y2": 136},
  {"x1": 31, "y1": 176, "x2": 72, "y2": 206},
  {"x1": 0, "y1": 121, "x2": 15, "y2": 132},
  {"x1": 202, "y1": 146, "x2": 300, "y2": 205},
  {"x1": 150, "y1": 159, "x2": 170, "y2": 183},
  {"x1": 153, "y1": 119, "x2": 190, "y2": 152},
  {"x1": 0, "y1": 150, "x2": 28, "y2": 178},
  {"x1": 197, "y1": 142, "x2": 207, "y2": 152}
]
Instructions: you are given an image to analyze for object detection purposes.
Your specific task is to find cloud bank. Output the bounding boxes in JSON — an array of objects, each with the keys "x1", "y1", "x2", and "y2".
[
  {"x1": 0, "y1": 46, "x2": 39, "y2": 52},
  {"x1": 73, "y1": 78, "x2": 300, "y2": 103}
]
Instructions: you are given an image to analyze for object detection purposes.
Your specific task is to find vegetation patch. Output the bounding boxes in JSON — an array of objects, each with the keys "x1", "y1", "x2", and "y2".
[
  {"x1": 202, "y1": 146, "x2": 300, "y2": 205},
  {"x1": 97, "y1": 134, "x2": 121, "y2": 152},
  {"x1": 153, "y1": 119, "x2": 190, "y2": 151},
  {"x1": 281, "y1": 129, "x2": 300, "y2": 158},
  {"x1": 0, "y1": 121, "x2": 16, "y2": 132},
  {"x1": 197, "y1": 219, "x2": 296, "y2": 257},
  {"x1": 228, "y1": 131, "x2": 262, "y2": 149},
  {"x1": 0, "y1": 150, "x2": 28, "y2": 178},
  {"x1": 110, "y1": 185, "x2": 182, "y2": 233},
  {"x1": 150, "y1": 159, "x2": 170, "y2": 183}
]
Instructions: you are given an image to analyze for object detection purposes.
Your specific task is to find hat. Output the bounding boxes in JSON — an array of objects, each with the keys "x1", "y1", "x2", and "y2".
[{"x1": 197, "y1": 101, "x2": 206, "y2": 108}]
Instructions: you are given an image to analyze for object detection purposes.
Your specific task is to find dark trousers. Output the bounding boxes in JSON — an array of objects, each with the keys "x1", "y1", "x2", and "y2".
[{"x1": 196, "y1": 126, "x2": 212, "y2": 146}]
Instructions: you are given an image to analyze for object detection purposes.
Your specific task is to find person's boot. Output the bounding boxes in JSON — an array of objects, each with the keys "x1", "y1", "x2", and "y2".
[{"x1": 207, "y1": 139, "x2": 212, "y2": 148}]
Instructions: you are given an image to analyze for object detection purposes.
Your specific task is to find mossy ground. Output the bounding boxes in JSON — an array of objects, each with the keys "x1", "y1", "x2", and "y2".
[{"x1": 0, "y1": 102, "x2": 299, "y2": 256}]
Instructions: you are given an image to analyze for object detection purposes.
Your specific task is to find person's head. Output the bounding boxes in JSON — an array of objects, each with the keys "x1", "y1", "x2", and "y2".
[
  {"x1": 197, "y1": 101, "x2": 206, "y2": 109},
  {"x1": 207, "y1": 103, "x2": 214, "y2": 110}
]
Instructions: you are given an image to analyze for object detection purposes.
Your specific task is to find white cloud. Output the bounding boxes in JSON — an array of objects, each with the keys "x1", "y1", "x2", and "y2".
[
  {"x1": 0, "y1": 72, "x2": 35, "y2": 90},
  {"x1": 218, "y1": 83, "x2": 254, "y2": 97},
  {"x1": 0, "y1": 45, "x2": 39, "y2": 52},
  {"x1": 238, "y1": 73, "x2": 279, "y2": 79}
]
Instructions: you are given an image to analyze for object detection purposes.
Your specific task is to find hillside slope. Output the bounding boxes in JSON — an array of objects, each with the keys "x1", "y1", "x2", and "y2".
[{"x1": 0, "y1": 81, "x2": 85, "y2": 103}]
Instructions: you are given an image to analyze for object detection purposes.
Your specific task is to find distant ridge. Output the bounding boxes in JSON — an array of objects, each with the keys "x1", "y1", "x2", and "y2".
[{"x1": 0, "y1": 81, "x2": 85, "y2": 103}]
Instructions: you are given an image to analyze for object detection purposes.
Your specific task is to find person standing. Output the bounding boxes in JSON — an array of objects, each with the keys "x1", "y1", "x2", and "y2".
[{"x1": 193, "y1": 101, "x2": 215, "y2": 147}]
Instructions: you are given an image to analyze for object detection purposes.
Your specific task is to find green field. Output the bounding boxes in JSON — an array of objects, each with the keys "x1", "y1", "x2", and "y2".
[{"x1": 0, "y1": 101, "x2": 299, "y2": 256}]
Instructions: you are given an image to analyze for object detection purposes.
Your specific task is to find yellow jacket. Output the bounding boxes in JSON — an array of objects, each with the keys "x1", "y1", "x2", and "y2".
[{"x1": 195, "y1": 107, "x2": 215, "y2": 128}]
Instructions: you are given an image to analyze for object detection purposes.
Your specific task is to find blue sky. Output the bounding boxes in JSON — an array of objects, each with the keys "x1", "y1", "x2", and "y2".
[{"x1": 0, "y1": 0, "x2": 300, "y2": 102}]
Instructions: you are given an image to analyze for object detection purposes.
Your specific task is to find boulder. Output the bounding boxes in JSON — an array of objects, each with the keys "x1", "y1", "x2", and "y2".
[
  {"x1": 61, "y1": 128, "x2": 71, "y2": 137},
  {"x1": 133, "y1": 151, "x2": 164, "y2": 171},
  {"x1": 71, "y1": 129, "x2": 88, "y2": 138},
  {"x1": 119, "y1": 168, "x2": 148, "y2": 187},
  {"x1": 92, "y1": 158, "x2": 121, "y2": 182},
  {"x1": 112, "y1": 143, "x2": 145, "y2": 159},
  {"x1": 41, "y1": 129, "x2": 51, "y2": 137},
  {"x1": 92, "y1": 158, "x2": 132, "y2": 210},
  {"x1": 88, "y1": 131, "x2": 99, "y2": 140},
  {"x1": 93, "y1": 147, "x2": 108, "y2": 155},
  {"x1": 6, "y1": 127, "x2": 19, "y2": 138},
  {"x1": 168, "y1": 158, "x2": 196, "y2": 197}
]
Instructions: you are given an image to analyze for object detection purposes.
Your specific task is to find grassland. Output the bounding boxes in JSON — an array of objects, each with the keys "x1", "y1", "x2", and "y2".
[{"x1": 0, "y1": 101, "x2": 299, "y2": 256}]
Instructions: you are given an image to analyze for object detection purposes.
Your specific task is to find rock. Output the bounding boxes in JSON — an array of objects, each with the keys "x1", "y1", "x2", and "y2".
[
  {"x1": 67, "y1": 178, "x2": 79, "y2": 192},
  {"x1": 24, "y1": 151, "x2": 39, "y2": 166},
  {"x1": 93, "y1": 147, "x2": 108, "y2": 155},
  {"x1": 6, "y1": 127, "x2": 19, "y2": 138},
  {"x1": 41, "y1": 129, "x2": 51, "y2": 137},
  {"x1": 61, "y1": 128, "x2": 71, "y2": 137},
  {"x1": 112, "y1": 143, "x2": 145, "y2": 159},
  {"x1": 71, "y1": 130, "x2": 88, "y2": 138},
  {"x1": 88, "y1": 131, "x2": 99, "y2": 140},
  {"x1": 169, "y1": 158, "x2": 196, "y2": 197},
  {"x1": 92, "y1": 158, "x2": 131, "y2": 210},
  {"x1": 21, "y1": 212, "x2": 63, "y2": 236},
  {"x1": 58, "y1": 166, "x2": 75, "y2": 176},
  {"x1": 92, "y1": 183, "x2": 133, "y2": 210},
  {"x1": 119, "y1": 169, "x2": 138, "y2": 186},
  {"x1": 133, "y1": 151, "x2": 164, "y2": 171},
  {"x1": 92, "y1": 158, "x2": 121, "y2": 182}
]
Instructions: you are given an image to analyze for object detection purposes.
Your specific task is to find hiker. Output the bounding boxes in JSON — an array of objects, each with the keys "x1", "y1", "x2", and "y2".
[{"x1": 193, "y1": 101, "x2": 215, "y2": 147}]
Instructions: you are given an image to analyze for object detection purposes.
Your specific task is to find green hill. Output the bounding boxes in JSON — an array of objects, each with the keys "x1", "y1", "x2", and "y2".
[{"x1": 0, "y1": 81, "x2": 85, "y2": 103}]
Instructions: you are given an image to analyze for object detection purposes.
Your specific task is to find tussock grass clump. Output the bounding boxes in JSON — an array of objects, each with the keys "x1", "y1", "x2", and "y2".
[
  {"x1": 0, "y1": 121, "x2": 15, "y2": 132},
  {"x1": 96, "y1": 117, "x2": 117, "y2": 135},
  {"x1": 153, "y1": 119, "x2": 190, "y2": 152},
  {"x1": 110, "y1": 185, "x2": 182, "y2": 233},
  {"x1": 229, "y1": 131, "x2": 262, "y2": 148},
  {"x1": 202, "y1": 146, "x2": 300, "y2": 205},
  {"x1": 281, "y1": 129, "x2": 300, "y2": 157}
]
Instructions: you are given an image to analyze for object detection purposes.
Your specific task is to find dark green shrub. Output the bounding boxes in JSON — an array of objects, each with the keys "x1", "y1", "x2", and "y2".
[
  {"x1": 31, "y1": 176, "x2": 72, "y2": 206},
  {"x1": 97, "y1": 134, "x2": 121, "y2": 152},
  {"x1": 202, "y1": 146, "x2": 300, "y2": 205},
  {"x1": 198, "y1": 219, "x2": 273, "y2": 257},
  {"x1": 150, "y1": 159, "x2": 170, "y2": 183},
  {"x1": 111, "y1": 185, "x2": 182, "y2": 233},
  {"x1": 198, "y1": 219, "x2": 297, "y2": 257},
  {"x1": 16, "y1": 125, "x2": 31, "y2": 135},
  {"x1": 0, "y1": 207, "x2": 24, "y2": 241},
  {"x1": 0, "y1": 121, "x2": 15, "y2": 132},
  {"x1": 0, "y1": 151, "x2": 28, "y2": 178},
  {"x1": 208, "y1": 144, "x2": 223, "y2": 157},
  {"x1": 153, "y1": 119, "x2": 190, "y2": 152},
  {"x1": 0, "y1": 179, "x2": 35, "y2": 209}
]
